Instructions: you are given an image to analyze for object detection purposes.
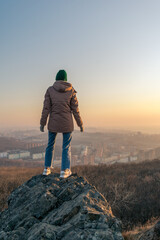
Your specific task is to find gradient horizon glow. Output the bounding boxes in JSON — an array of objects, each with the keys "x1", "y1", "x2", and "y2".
[{"x1": 1, "y1": 0, "x2": 160, "y2": 132}]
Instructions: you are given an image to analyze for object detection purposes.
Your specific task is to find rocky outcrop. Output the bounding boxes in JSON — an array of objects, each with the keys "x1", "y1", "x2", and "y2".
[
  {"x1": 0, "y1": 173, "x2": 124, "y2": 240},
  {"x1": 137, "y1": 221, "x2": 160, "y2": 240}
]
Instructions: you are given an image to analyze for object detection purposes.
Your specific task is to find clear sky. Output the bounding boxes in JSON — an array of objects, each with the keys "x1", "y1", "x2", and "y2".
[{"x1": 1, "y1": 0, "x2": 160, "y2": 132}]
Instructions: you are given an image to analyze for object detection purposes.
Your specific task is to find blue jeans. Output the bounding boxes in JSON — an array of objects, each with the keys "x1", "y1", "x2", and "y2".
[{"x1": 44, "y1": 131, "x2": 72, "y2": 171}]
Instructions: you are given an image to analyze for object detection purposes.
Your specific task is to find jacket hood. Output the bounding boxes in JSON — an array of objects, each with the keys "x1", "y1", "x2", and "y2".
[
  {"x1": 53, "y1": 80, "x2": 72, "y2": 92},
  {"x1": 53, "y1": 81, "x2": 77, "y2": 93}
]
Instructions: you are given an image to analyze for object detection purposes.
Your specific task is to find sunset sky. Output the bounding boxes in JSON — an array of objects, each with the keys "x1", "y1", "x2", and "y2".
[{"x1": 1, "y1": 0, "x2": 160, "y2": 132}]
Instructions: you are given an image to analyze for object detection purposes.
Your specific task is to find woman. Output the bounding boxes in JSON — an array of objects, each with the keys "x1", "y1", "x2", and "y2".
[{"x1": 40, "y1": 70, "x2": 83, "y2": 178}]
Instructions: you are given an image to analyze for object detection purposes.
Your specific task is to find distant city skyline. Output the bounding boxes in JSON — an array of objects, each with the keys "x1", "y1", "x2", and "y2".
[{"x1": 1, "y1": 0, "x2": 160, "y2": 131}]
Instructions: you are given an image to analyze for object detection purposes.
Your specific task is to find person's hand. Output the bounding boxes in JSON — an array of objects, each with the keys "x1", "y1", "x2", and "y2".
[
  {"x1": 80, "y1": 125, "x2": 84, "y2": 132},
  {"x1": 40, "y1": 125, "x2": 44, "y2": 132}
]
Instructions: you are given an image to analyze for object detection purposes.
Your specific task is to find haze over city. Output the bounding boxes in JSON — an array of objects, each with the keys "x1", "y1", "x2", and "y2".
[
  {"x1": 1, "y1": 0, "x2": 160, "y2": 133},
  {"x1": 1, "y1": 2, "x2": 160, "y2": 238}
]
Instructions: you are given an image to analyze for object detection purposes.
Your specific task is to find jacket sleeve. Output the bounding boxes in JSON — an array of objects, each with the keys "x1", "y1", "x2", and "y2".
[
  {"x1": 70, "y1": 89, "x2": 83, "y2": 127},
  {"x1": 40, "y1": 88, "x2": 52, "y2": 126}
]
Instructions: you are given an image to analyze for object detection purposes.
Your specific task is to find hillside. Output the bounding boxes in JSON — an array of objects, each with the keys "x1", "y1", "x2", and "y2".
[
  {"x1": 0, "y1": 159, "x2": 160, "y2": 236},
  {"x1": 0, "y1": 137, "x2": 26, "y2": 151}
]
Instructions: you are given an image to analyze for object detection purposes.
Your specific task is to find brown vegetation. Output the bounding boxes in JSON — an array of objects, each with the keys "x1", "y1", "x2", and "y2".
[
  {"x1": 0, "y1": 167, "x2": 44, "y2": 210},
  {"x1": 73, "y1": 160, "x2": 160, "y2": 231},
  {"x1": 122, "y1": 217, "x2": 159, "y2": 239},
  {"x1": 0, "y1": 159, "x2": 160, "y2": 232}
]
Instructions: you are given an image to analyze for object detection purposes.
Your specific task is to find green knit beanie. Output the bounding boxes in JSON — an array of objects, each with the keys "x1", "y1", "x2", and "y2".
[{"x1": 55, "y1": 70, "x2": 67, "y2": 82}]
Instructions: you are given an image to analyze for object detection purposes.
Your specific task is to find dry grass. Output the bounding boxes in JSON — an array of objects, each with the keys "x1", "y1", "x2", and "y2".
[
  {"x1": 0, "y1": 160, "x2": 160, "y2": 232},
  {"x1": 72, "y1": 160, "x2": 160, "y2": 230},
  {"x1": 122, "y1": 217, "x2": 160, "y2": 239},
  {"x1": 0, "y1": 166, "x2": 43, "y2": 210}
]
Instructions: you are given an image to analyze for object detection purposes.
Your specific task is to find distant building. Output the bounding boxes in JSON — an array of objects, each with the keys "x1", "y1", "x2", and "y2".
[
  {"x1": 53, "y1": 159, "x2": 61, "y2": 167},
  {"x1": 129, "y1": 155, "x2": 138, "y2": 162},
  {"x1": 95, "y1": 156, "x2": 102, "y2": 163},
  {"x1": 81, "y1": 146, "x2": 88, "y2": 156},
  {"x1": 72, "y1": 155, "x2": 78, "y2": 166},
  {"x1": 0, "y1": 152, "x2": 8, "y2": 158},
  {"x1": 32, "y1": 152, "x2": 45, "y2": 160},
  {"x1": 28, "y1": 145, "x2": 46, "y2": 160},
  {"x1": 8, "y1": 150, "x2": 30, "y2": 160},
  {"x1": 19, "y1": 151, "x2": 30, "y2": 158},
  {"x1": 118, "y1": 157, "x2": 129, "y2": 163},
  {"x1": 82, "y1": 155, "x2": 88, "y2": 165}
]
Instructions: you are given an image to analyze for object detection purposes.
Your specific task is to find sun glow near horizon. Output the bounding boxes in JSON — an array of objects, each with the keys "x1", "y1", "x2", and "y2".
[
  {"x1": 1, "y1": 1, "x2": 160, "y2": 132},
  {"x1": 1, "y1": 97, "x2": 160, "y2": 131}
]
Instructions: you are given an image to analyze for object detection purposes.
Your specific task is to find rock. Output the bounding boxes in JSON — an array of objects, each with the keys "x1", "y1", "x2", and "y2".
[
  {"x1": 0, "y1": 173, "x2": 124, "y2": 240},
  {"x1": 137, "y1": 221, "x2": 160, "y2": 240}
]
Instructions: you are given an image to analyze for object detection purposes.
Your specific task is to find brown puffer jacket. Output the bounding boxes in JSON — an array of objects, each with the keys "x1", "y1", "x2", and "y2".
[{"x1": 40, "y1": 80, "x2": 83, "y2": 133}]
